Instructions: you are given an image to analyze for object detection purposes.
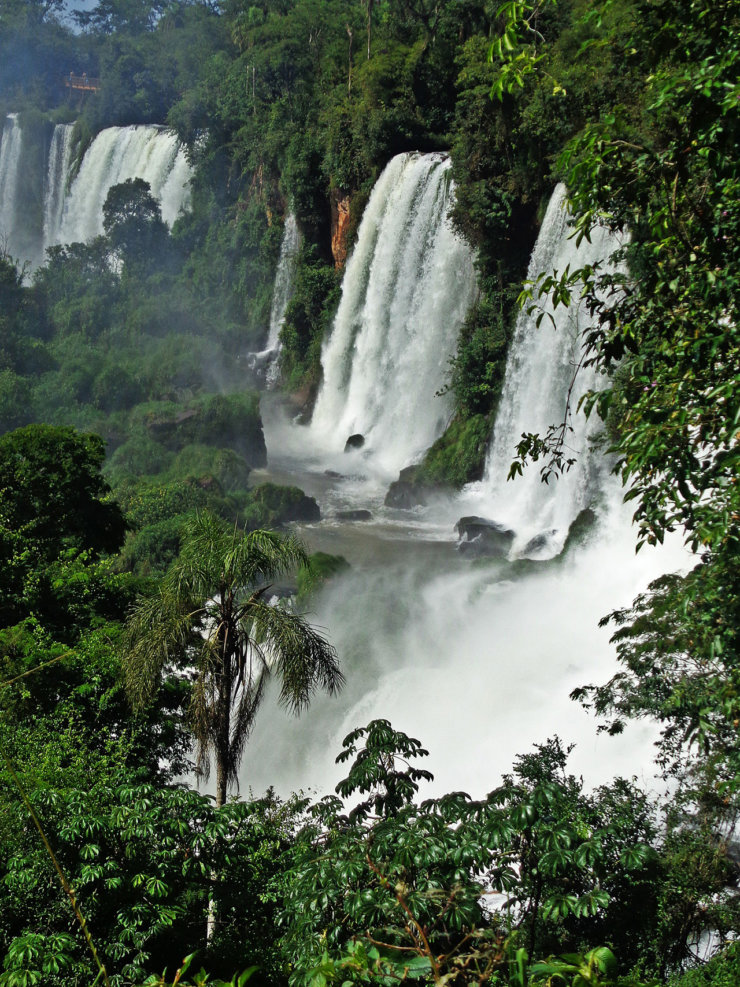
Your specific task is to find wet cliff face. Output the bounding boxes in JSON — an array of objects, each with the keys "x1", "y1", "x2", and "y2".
[{"x1": 330, "y1": 188, "x2": 351, "y2": 269}]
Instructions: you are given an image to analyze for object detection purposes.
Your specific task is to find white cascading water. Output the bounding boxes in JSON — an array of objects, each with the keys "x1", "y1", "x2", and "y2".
[
  {"x1": 43, "y1": 123, "x2": 75, "y2": 248},
  {"x1": 309, "y1": 152, "x2": 478, "y2": 479},
  {"x1": 464, "y1": 184, "x2": 625, "y2": 559},
  {"x1": 0, "y1": 118, "x2": 192, "y2": 268},
  {"x1": 240, "y1": 179, "x2": 691, "y2": 802},
  {"x1": 248, "y1": 213, "x2": 302, "y2": 386},
  {"x1": 0, "y1": 114, "x2": 23, "y2": 256},
  {"x1": 53, "y1": 124, "x2": 191, "y2": 246},
  {"x1": 267, "y1": 213, "x2": 301, "y2": 353}
]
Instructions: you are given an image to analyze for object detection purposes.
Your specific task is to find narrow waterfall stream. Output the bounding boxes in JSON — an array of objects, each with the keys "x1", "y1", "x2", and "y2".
[
  {"x1": 43, "y1": 124, "x2": 75, "y2": 248},
  {"x1": 248, "y1": 212, "x2": 302, "y2": 384},
  {"x1": 266, "y1": 213, "x2": 301, "y2": 354},
  {"x1": 240, "y1": 181, "x2": 690, "y2": 800},
  {"x1": 0, "y1": 114, "x2": 30, "y2": 263}
]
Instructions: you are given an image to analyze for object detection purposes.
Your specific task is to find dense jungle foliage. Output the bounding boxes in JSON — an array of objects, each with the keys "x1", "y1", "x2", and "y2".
[{"x1": 0, "y1": 0, "x2": 737, "y2": 984}]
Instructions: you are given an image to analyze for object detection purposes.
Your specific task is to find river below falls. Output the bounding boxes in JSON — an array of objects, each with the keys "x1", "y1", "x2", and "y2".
[{"x1": 235, "y1": 394, "x2": 692, "y2": 803}]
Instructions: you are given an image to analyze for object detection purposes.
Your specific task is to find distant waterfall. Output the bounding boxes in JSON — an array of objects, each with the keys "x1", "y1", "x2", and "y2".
[
  {"x1": 478, "y1": 184, "x2": 624, "y2": 557},
  {"x1": 257, "y1": 213, "x2": 302, "y2": 387},
  {"x1": 0, "y1": 116, "x2": 192, "y2": 268},
  {"x1": 310, "y1": 152, "x2": 477, "y2": 478},
  {"x1": 43, "y1": 124, "x2": 75, "y2": 247},
  {"x1": 0, "y1": 115, "x2": 23, "y2": 258},
  {"x1": 267, "y1": 213, "x2": 301, "y2": 353},
  {"x1": 55, "y1": 125, "x2": 191, "y2": 246}
]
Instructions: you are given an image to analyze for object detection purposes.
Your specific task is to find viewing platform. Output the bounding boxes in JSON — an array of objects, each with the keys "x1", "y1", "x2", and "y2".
[{"x1": 64, "y1": 73, "x2": 100, "y2": 93}]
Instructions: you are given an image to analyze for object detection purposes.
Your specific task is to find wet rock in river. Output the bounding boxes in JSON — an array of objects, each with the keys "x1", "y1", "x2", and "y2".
[{"x1": 455, "y1": 516, "x2": 515, "y2": 558}]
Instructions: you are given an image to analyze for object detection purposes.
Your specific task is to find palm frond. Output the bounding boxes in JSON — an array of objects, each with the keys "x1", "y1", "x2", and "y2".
[
  {"x1": 226, "y1": 669, "x2": 268, "y2": 788},
  {"x1": 121, "y1": 586, "x2": 204, "y2": 708},
  {"x1": 244, "y1": 601, "x2": 343, "y2": 713}
]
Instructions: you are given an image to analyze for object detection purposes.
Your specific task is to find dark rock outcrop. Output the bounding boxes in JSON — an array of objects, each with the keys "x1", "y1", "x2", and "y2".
[
  {"x1": 562, "y1": 508, "x2": 598, "y2": 555},
  {"x1": 245, "y1": 482, "x2": 321, "y2": 527},
  {"x1": 344, "y1": 433, "x2": 365, "y2": 451},
  {"x1": 455, "y1": 516, "x2": 515, "y2": 558},
  {"x1": 384, "y1": 466, "x2": 428, "y2": 508},
  {"x1": 522, "y1": 529, "x2": 558, "y2": 558}
]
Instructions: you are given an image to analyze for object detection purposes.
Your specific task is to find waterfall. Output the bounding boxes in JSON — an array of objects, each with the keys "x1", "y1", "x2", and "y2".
[
  {"x1": 43, "y1": 124, "x2": 75, "y2": 247},
  {"x1": 0, "y1": 115, "x2": 23, "y2": 259},
  {"x1": 231, "y1": 183, "x2": 688, "y2": 803},
  {"x1": 53, "y1": 125, "x2": 192, "y2": 247},
  {"x1": 267, "y1": 213, "x2": 301, "y2": 353},
  {"x1": 246, "y1": 185, "x2": 684, "y2": 797},
  {"x1": 0, "y1": 118, "x2": 192, "y2": 269},
  {"x1": 249, "y1": 213, "x2": 302, "y2": 387},
  {"x1": 474, "y1": 184, "x2": 624, "y2": 558},
  {"x1": 310, "y1": 152, "x2": 478, "y2": 478}
]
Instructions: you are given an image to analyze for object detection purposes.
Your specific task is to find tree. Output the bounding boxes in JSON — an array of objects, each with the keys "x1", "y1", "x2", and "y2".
[
  {"x1": 102, "y1": 178, "x2": 169, "y2": 273},
  {"x1": 122, "y1": 510, "x2": 343, "y2": 806},
  {"x1": 489, "y1": 5, "x2": 740, "y2": 968},
  {"x1": 73, "y1": 0, "x2": 167, "y2": 35},
  {"x1": 0, "y1": 0, "x2": 66, "y2": 28},
  {"x1": 0, "y1": 777, "x2": 300, "y2": 986},
  {"x1": 283, "y1": 724, "x2": 659, "y2": 986},
  {"x1": 0, "y1": 424, "x2": 126, "y2": 562},
  {"x1": 0, "y1": 425, "x2": 128, "y2": 632}
]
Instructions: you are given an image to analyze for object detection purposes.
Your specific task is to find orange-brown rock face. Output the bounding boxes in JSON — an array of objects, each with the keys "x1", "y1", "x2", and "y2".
[{"x1": 331, "y1": 189, "x2": 351, "y2": 269}]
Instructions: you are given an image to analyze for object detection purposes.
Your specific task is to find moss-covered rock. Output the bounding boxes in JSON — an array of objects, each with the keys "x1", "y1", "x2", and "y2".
[
  {"x1": 297, "y1": 551, "x2": 350, "y2": 602},
  {"x1": 416, "y1": 413, "x2": 491, "y2": 488},
  {"x1": 385, "y1": 413, "x2": 492, "y2": 507},
  {"x1": 243, "y1": 482, "x2": 321, "y2": 529},
  {"x1": 115, "y1": 475, "x2": 237, "y2": 530},
  {"x1": 169, "y1": 444, "x2": 251, "y2": 493},
  {"x1": 117, "y1": 516, "x2": 185, "y2": 576},
  {"x1": 384, "y1": 465, "x2": 433, "y2": 509},
  {"x1": 144, "y1": 391, "x2": 266, "y2": 467}
]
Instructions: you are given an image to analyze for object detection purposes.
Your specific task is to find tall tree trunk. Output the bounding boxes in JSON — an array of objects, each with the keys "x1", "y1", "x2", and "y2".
[
  {"x1": 347, "y1": 23, "x2": 353, "y2": 94},
  {"x1": 365, "y1": 0, "x2": 374, "y2": 59},
  {"x1": 209, "y1": 633, "x2": 232, "y2": 942},
  {"x1": 215, "y1": 761, "x2": 227, "y2": 809}
]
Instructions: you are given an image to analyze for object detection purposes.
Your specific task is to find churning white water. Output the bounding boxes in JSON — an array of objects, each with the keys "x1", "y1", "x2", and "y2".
[
  {"x1": 241, "y1": 472, "x2": 689, "y2": 800},
  {"x1": 55, "y1": 125, "x2": 191, "y2": 245},
  {"x1": 309, "y1": 152, "x2": 478, "y2": 480}
]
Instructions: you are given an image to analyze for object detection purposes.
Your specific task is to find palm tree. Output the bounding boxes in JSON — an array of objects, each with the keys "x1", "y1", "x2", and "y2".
[{"x1": 122, "y1": 511, "x2": 343, "y2": 807}]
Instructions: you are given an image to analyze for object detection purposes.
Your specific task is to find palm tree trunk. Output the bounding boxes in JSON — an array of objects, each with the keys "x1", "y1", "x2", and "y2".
[
  {"x1": 209, "y1": 633, "x2": 232, "y2": 941},
  {"x1": 215, "y1": 761, "x2": 228, "y2": 809},
  {"x1": 207, "y1": 763, "x2": 227, "y2": 943}
]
